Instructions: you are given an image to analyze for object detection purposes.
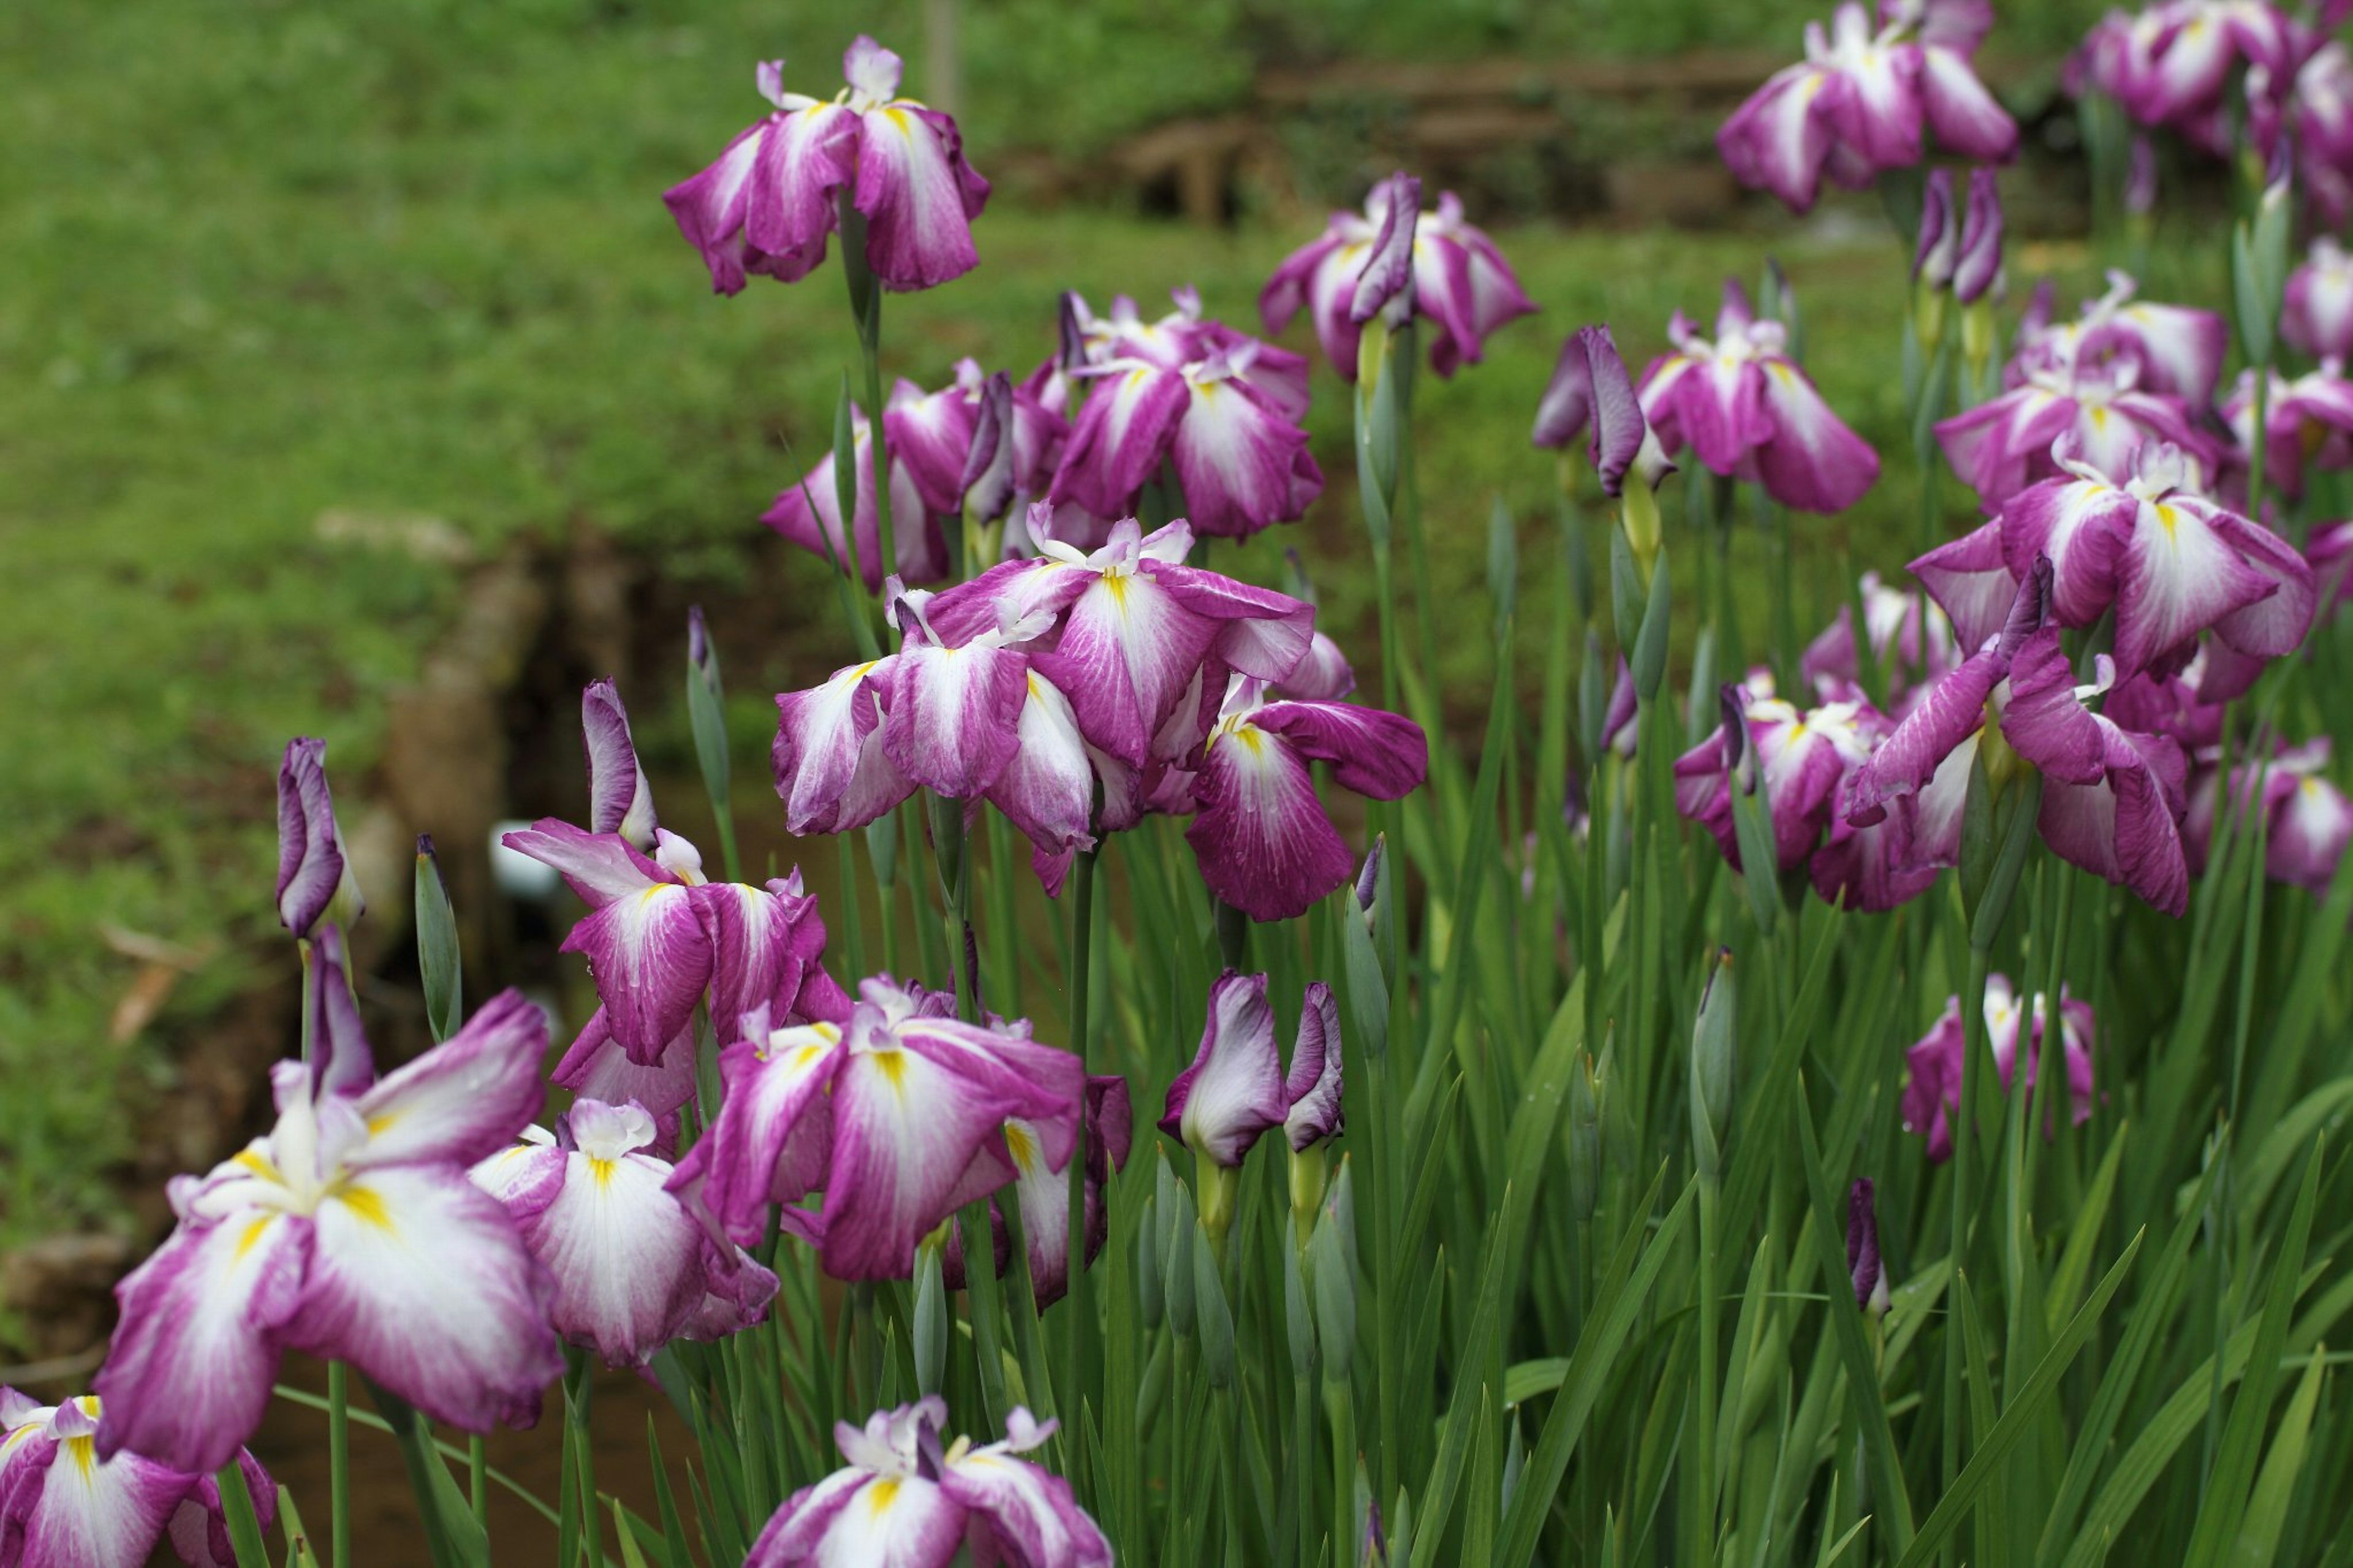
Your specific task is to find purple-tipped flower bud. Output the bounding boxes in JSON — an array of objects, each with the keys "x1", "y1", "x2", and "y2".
[
  {"x1": 1847, "y1": 1177, "x2": 1889, "y2": 1316},
  {"x1": 959, "y1": 371, "x2": 1018, "y2": 525},
  {"x1": 687, "y1": 604, "x2": 713, "y2": 676},
  {"x1": 1914, "y1": 167, "x2": 1959, "y2": 289},
  {"x1": 1349, "y1": 172, "x2": 1422, "y2": 328},
  {"x1": 1533, "y1": 324, "x2": 1651, "y2": 499},
  {"x1": 582, "y1": 679, "x2": 658, "y2": 851},
  {"x1": 1161, "y1": 972, "x2": 1287, "y2": 1249},
  {"x1": 276, "y1": 737, "x2": 363, "y2": 938},
  {"x1": 1718, "y1": 685, "x2": 1757, "y2": 797},
  {"x1": 1954, "y1": 167, "x2": 2004, "y2": 306}
]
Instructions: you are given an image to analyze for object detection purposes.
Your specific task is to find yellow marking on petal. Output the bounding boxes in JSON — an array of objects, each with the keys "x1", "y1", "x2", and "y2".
[
  {"x1": 1769, "y1": 362, "x2": 1795, "y2": 384},
  {"x1": 235, "y1": 1214, "x2": 276, "y2": 1260},
  {"x1": 1237, "y1": 727, "x2": 1265, "y2": 755},
  {"x1": 795, "y1": 1043, "x2": 830, "y2": 1069},
  {"x1": 233, "y1": 1149, "x2": 283, "y2": 1183},
  {"x1": 869, "y1": 1477, "x2": 901, "y2": 1513},
  {"x1": 2088, "y1": 405, "x2": 2109, "y2": 429},
  {"x1": 874, "y1": 1050, "x2": 909, "y2": 1093},
  {"x1": 1103, "y1": 571, "x2": 1129, "y2": 605},
  {"x1": 588, "y1": 1157, "x2": 616, "y2": 1189},
  {"x1": 336, "y1": 1186, "x2": 396, "y2": 1232},
  {"x1": 1004, "y1": 1121, "x2": 1037, "y2": 1174},
  {"x1": 1027, "y1": 672, "x2": 1041, "y2": 699},
  {"x1": 2155, "y1": 503, "x2": 2179, "y2": 537},
  {"x1": 367, "y1": 1113, "x2": 398, "y2": 1135},
  {"x1": 66, "y1": 1435, "x2": 96, "y2": 1476}
]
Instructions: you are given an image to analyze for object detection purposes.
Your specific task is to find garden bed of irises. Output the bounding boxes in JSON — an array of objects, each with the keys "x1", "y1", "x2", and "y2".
[{"x1": 11, "y1": 6, "x2": 2353, "y2": 1566}]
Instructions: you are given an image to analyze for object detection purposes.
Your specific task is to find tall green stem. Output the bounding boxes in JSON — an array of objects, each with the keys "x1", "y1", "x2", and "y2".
[
  {"x1": 328, "y1": 1360, "x2": 351, "y2": 1568},
  {"x1": 1064, "y1": 843, "x2": 1101, "y2": 1472},
  {"x1": 837, "y1": 189, "x2": 897, "y2": 590}
]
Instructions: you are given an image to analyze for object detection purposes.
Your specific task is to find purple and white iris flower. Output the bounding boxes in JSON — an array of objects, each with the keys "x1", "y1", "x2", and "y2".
[
  {"x1": 0, "y1": 1392, "x2": 271, "y2": 1568},
  {"x1": 761, "y1": 393, "x2": 951, "y2": 593},
  {"x1": 276, "y1": 737, "x2": 363, "y2": 938},
  {"x1": 2221, "y1": 362, "x2": 2353, "y2": 501},
  {"x1": 948, "y1": 1074, "x2": 1135, "y2": 1309},
  {"x1": 2284, "y1": 237, "x2": 2353, "y2": 360},
  {"x1": 669, "y1": 977, "x2": 1085, "y2": 1281},
  {"x1": 745, "y1": 1400, "x2": 1110, "y2": 1568},
  {"x1": 2068, "y1": 1, "x2": 2298, "y2": 139},
  {"x1": 2007, "y1": 269, "x2": 2230, "y2": 407},
  {"x1": 664, "y1": 37, "x2": 990, "y2": 296},
  {"x1": 1903, "y1": 974, "x2": 2096, "y2": 1162},
  {"x1": 1048, "y1": 289, "x2": 1322, "y2": 540},
  {"x1": 2187, "y1": 738, "x2": 2353, "y2": 893},
  {"x1": 2309, "y1": 519, "x2": 2353, "y2": 613},
  {"x1": 1673, "y1": 673, "x2": 1896, "y2": 894},
  {"x1": 505, "y1": 681, "x2": 851, "y2": 1064},
  {"x1": 1637, "y1": 280, "x2": 1881, "y2": 513},
  {"x1": 1534, "y1": 323, "x2": 1677, "y2": 501},
  {"x1": 1259, "y1": 179, "x2": 1536, "y2": 381},
  {"x1": 1718, "y1": 0, "x2": 2016, "y2": 216},
  {"x1": 1800, "y1": 570, "x2": 1962, "y2": 713},
  {"x1": 94, "y1": 960, "x2": 562, "y2": 1475},
  {"x1": 1846, "y1": 560, "x2": 2197, "y2": 915},
  {"x1": 471, "y1": 1099, "x2": 779, "y2": 1368},
  {"x1": 1161, "y1": 971, "x2": 1346, "y2": 1168}
]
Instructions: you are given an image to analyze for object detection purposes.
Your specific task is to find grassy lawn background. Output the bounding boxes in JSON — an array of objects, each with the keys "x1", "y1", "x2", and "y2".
[{"x1": 0, "y1": 0, "x2": 2145, "y2": 1305}]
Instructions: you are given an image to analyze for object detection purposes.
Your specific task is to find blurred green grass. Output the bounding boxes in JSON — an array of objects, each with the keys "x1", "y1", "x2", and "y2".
[{"x1": 0, "y1": 0, "x2": 2124, "y2": 1285}]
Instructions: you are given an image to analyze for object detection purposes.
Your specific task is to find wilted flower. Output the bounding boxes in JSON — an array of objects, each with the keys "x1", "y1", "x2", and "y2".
[
  {"x1": 1639, "y1": 279, "x2": 1881, "y2": 513},
  {"x1": 745, "y1": 1401, "x2": 1110, "y2": 1568},
  {"x1": 275, "y1": 737, "x2": 363, "y2": 937},
  {"x1": 1259, "y1": 181, "x2": 1535, "y2": 380},
  {"x1": 1903, "y1": 974, "x2": 2096, "y2": 1161},
  {"x1": 0, "y1": 1391, "x2": 272, "y2": 1568},
  {"x1": 95, "y1": 946, "x2": 561, "y2": 1475},
  {"x1": 472, "y1": 1099, "x2": 778, "y2": 1368},
  {"x1": 664, "y1": 38, "x2": 989, "y2": 295},
  {"x1": 1718, "y1": 0, "x2": 2015, "y2": 215},
  {"x1": 669, "y1": 977, "x2": 1083, "y2": 1280}
]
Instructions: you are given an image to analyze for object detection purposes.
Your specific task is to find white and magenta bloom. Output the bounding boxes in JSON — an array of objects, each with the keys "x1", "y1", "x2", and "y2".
[
  {"x1": 663, "y1": 38, "x2": 989, "y2": 295},
  {"x1": 1939, "y1": 340, "x2": 2215, "y2": 514},
  {"x1": 1718, "y1": 0, "x2": 2015, "y2": 215},
  {"x1": 2221, "y1": 362, "x2": 2353, "y2": 501},
  {"x1": 1283, "y1": 982, "x2": 1344, "y2": 1153},
  {"x1": 1673, "y1": 673, "x2": 1890, "y2": 886},
  {"x1": 669, "y1": 978, "x2": 1083, "y2": 1281},
  {"x1": 1159, "y1": 972, "x2": 1290, "y2": 1171},
  {"x1": 1049, "y1": 290, "x2": 1322, "y2": 540},
  {"x1": 1638, "y1": 280, "x2": 1881, "y2": 513},
  {"x1": 1181, "y1": 675, "x2": 1428, "y2": 923},
  {"x1": 2283, "y1": 236, "x2": 2353, "y2": 360},
  {"x1": 0, "y1": 1392, "x2": 271, "y2": 1568},
  {"x1": 1903, "y1": 974, "x2": 2096, "y2": 1161},
  {"x1": 2070, "y1": 1, "x2": 2297, "y2": 135},
  {"x1": 471, "y1": 1099, "x2": 778, "y2": 1368},
  {"x1": 761, "y1": 394, "x2": 952, "y2": 593},
  {"x1": 2188, "y1": 738, "x2": 2353, "y2": 893},
  {"x1": 505, "y1": 681, "x2": 851, "y2": 1061},
  {"x1": 276, "y1": 737, "x2": 363, "y2": 938},
  {"x1": 2008, "y1": 269, "x2": 2230, "y2": 407},
  {"x1": 1953, "y1": 164, "x2": 2005, "y2": 305},
  {"x1": 94, "y1": 964, "x2": 562, "y2": 1475},
  {"x1": 745, "y1": 1401, "x2": 1109, "y2": 1568},
  {"x1": 949, "y1": 1074, "x2": 1134, "y2": 1309},
  {"x1": 1259, "y1": 181, "x2": 1534, "y2": 381}
]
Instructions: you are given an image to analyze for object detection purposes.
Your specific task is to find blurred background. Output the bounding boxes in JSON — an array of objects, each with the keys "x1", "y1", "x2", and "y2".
[{"x1": 1, "y1": 0, "x2": 2143, "y2": 1374}]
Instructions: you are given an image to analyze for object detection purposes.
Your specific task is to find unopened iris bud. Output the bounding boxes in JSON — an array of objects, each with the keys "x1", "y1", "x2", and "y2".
[
  {"x1": 1847, "y1": 1178, "x2": 1890, "y2": 1317},
  {"x1": 1912, "y1": 168, "x2": 1957, "y2": 352},
  {"x1": 1354, "y1": 836, "x2": 1384, "y2": 934},
  {"x1": 277, "y1": 737, "x2": 365, "y2": 939},
  {"x1": 1159, "y1": 973, "x2": 1288, "y2": 1254},
  {"x1": 1160, "y1": 1156, "x2": 1198, "y2": 1339},
  {"x1": 1283, "y1": 983, "x2": 1344, "y2": 1244},
  {"x1": 1136, "y1": 1191, "x2": 1163, "y2": 1332},
  {"x1": 1690, "y1": 948, "x2": 1736, "y2": 1182}
]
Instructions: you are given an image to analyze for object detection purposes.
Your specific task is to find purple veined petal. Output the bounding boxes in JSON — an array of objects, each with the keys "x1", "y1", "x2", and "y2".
[
  {"x1": 1671, "y1": 722, "x2": 1738, "y2": 866},
  {"x1": 1411, "y1": 225, "x2": 1485, "y2": 376},
  {"x1": 168, "y1": 1450, "x2": 278, "y2": 1568},
  {"x1": 2110, "y1": 494, "x2": 2281, "y2": 679},
  {"x1": 1846, "y1": 1178, "x2": 1887, "y2": 1311},
  {"x1": 747, "y1": 1468, "x2": 964, "y2": 1568},
  {"x1": 773, "y1": 657, "x2": 916, "y2": 837},
  {"x1": 1953, "y1": 165, "x2": 2005, "y2": 305},
  {"x1": 1348, "y1": 171, "x2": 1422, "y2": 327},
  {"x1": 94, "y1": 1211, "x2": 311, "y2": 1475},
  {"x1": 691, "y1": 880, "x2": 806, "y2": 1046},
  {"x1": 1758, "y1": 702, "x2": 1871, "y2": 867},
  {"x1": 881, "y1": 635, "x2": 1029, "y2": 799},
  {"x1": 740, "y1": 99, "x2": 856, "y2": 270},
  {"x1": 1031, "y1": 563, "x2": 1222, "y2": 768},
  {"x1": 284, "y1": 1163, "x2": 561, "y2": 1435},
  {"x1": 1048, "y1": 365, "x2": 1189, "y2": 519},
  {"x1": 1273, "y1": 630, "x2": 1357, "y2": 702},
  {"x1": 885, "y1": 374, "x2": 985, "y2": 518},
  {"x1": 304, "y1": 925, "x2": 374, "y2": 1102},
  {"x1": 1997, "y1": 473, "x2": 2131, "y2": 629},
  {"x1": 1920, "y1": 44, "x2": 2017, "y2": 161},
  {"x1": 2037, "y1": 720, "x2": 2191, "y2": 916},
  {"x1": 1811, "y1": 772, "x2": 1941, "y2": 912},
  {"x1": 958, "y1": 371, "x2": 1019, "y2": 524},
  {"x1": 850, "y1": 103, "x2": 984, "y2": 292},
  {"x1": 1718, "y1": 65, "x2": 1836, "y2": 214},
  {"x1": 1934, "y1": 385, "x2": 2074, "y2": 513},
  {"x1": 998, "y1": 1078, "x2": 1127, "y2": 1309},
  {"x1": 1909, "y1": 517, "x2": 2019, "y2": 653},
  {"x1": 1283, "y1": 982, "x2": 1343, "y2": 1151},
  {"x1": 1455, "y1": 213, "x2": 1536, "y2": 343},
  {"x1": 1251, "y1": 699, "x2": 1430, "y2": 801},
  {"x1": 1824, "y1": 9, "x2": 1924, "y2": 169},
  {"x1": 468, "y1": 1134, "x2": 566, "y2": 1214},
  {"x1": 507, "y1": 1100, "x2": 708, "y2": 1368},
  {"x1": 1534, "y1": 325, "x2": 1648, "y2": 500},
  {"x1": 893, "y1": 1017, "x2": 1085, "y2": 1172},
  {"x1": 2272, "y1": 768, "x2": 2353, "y2": 894},
  {"x1": 670, "y1": 1022, "x2": 842, "y2": 1247},
  {"x1": 2112, "y1": 299, "x2": 2229, "y2": 409},
  {"x1": 761, "y1": 419, "x2": 949, "y2": 592},
  {"x1": 1184, "y1": 721, "x2": 1357, "y2": 923},
  {"x1": 498, "y1": 820, "x2": 669, "y2": 908},
  {"x1": 1845, "y1": 648, "x2": 2003, "y2": 825},
  {"x1": 817, "y1": 1036, "x2": 1033, "y2": 1281},
  {"x1": 581, "y1": 680, "x2": 657, "y2": 849},
  {"x1": 1903, "y1": 999, "x2": 1966, "y2": 1161},
  {"x1": 920, "y1": 552, "x2": 1091, "y2": 648},
  {"x1": 276, "y1": 737, "x2": 360, "y2": 937},
  {"x1": 984, "y1": 670, "x2": 1097, "y2": 867},
  {"x1": 662, "y1": 119, "x2": 770, "y2": 297},
  {"x1": 1998, "y1": 627, "x2": 2110, "y2": 785},
  {"x1": 675, "y1": 1241, "x2": 782, "y2": 1343},
  {"x1": 1913, "y1": 167, "x2": 1957, "y2": 286},
  {"x1": 940, "y1": 1440, "x2": 1114, "y2": 1568},
  {"x1": 4, "y1": 1396, "x2": 207, "y2": 1568},
  {"x1": 562, "y1": 883, "x2": 715, "y2": 1064},
  {"x1": 347, "y1": 987, "x2": 548, "y2": 1170},
  {"x1": 1310, "y1": 237, "x2": 1373, "y2": 379},
  {"x1": 1148, "y1": 562, "x2": 1317, "y2": 684},
  {"x1": 2207, "y1": 508, "x2": 2318, "y2": 662},
  {"x1": 1752, "y1": 357, "x2": 1881, "y2": 512},
  {"x1": 1158, "y1": 972, "x2": 1289, "y2": 1167},
  {"x1": 1635, "y1": 351, "x2": 1699, "y2": 455},
  {"x1": 1678, "y1": 353, "x2": 1773, "y2": 481},
  {"x1": 1167, "y1": 373, "x2": 1320, "y2": 539}
]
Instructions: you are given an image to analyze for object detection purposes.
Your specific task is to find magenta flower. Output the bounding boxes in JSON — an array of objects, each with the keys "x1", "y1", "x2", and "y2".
[
  {"x1": 275, "y1": 737, "x2": 363, "y2": 937},
  {"x1": 94, "y1": 957, "x2": 561, "y2": 1475},
  {"x1": 1939, "y1": 351, "x2": 2215, "y2": 516},
  {"x1": 1953, "y1": 164, "x2": 2005, "y2": 305},
  {"x1": 669, "y1": 978, "x2": 1083, "y2": 1281},
  {"x1": 1160, "y1": 971, "x2": 1348, "y2": 1172},
  {"x1": 1048, "y1": 295, "x2": 1322, "y2": 540},
  {"x1": 505, "y1": 682, "x2": 850, "y2": 1061},
  {"x1": 2187, "y1": 739, "x2": 2353, "y2": 893},
  {"x1": 1181, "y1": 675, "x2": 1428, "y2": 923},
  {"x1": 1674, "y1": 673, "x2": 1885, "y2": 873},
  {"x1": 2009, "y1": 270, "x2": 2230, "y2": 407},
  {"x1": 1800, "y1": 570, "x2": 1962, "y2": 714},
  {"x1": 1534, "y1": 323, "x2": 1675, "y2": 499},
  {"x1": 1283, "y1": 982, "x2": 1344, "y2": 1152},
  {"x1": 1903, "y1": 974, "x2": 2096, "y2": 1161},
  {"x1": 471, "y1": 1099, "x2": 778, "y2": 1368},
  {"x1": 949, "y1": 1075, "x2": 1134, "y2": 1309},
  {"x1": 2310, "y1": 520, "x2": 2353, "y2": 614},
  {"x1": 745, "y1": 1401, "x2": 1109, "y2": 1568},
  {"x1": 1718, "y1": 0, "x2": 2015, "y2": 215},
  {"x1": 2221, "y1": 363, "x2": 2353, "y2": 501},
  {"x1": 2284, "y1": 237, "x2": 2353, "y2": 359},
  {"x1": 1259, "y1": 181, "x2": 1534, "y2": 381},
  {"x1": 761, "y1": 394, "x2": 951, "y2": 592},
  {"x1": 0, "y1": 1392, "x2": 271, "y2": 1568},
  {"x1": 2071, "y1": 1, "x2": 2297, "y2": 135},
  {"x1": 664, "y1": 38, "x2": 988, "y2": 296},
  {"x1": 1638, "y1": 280, "x2": 1881, "y2": 513}
]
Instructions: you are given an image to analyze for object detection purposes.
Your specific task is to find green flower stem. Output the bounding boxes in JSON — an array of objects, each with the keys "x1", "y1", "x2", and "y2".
[{"x1": 327, "y1": 1360, "x2": 350, "y2": 1568}]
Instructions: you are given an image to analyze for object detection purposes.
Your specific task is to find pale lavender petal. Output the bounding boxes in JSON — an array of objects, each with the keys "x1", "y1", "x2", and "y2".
[
  {"x1": 275, "y1": 738, "x2": 358, "y2": 937},
  {"x1": 748, "y1": 1469, "x2": 963, "y2": 1568},
  {"x1": 343, "y1": 988, "x2": 548, "y2": 1169},
  {"x1": 1158, "y1": 972, "x2": 1289, "y2": 1166},
  {"x1": 1283, "y1": 982, "x2": 1343, "y2": 1151},
  {"x1": 582, "y1": 680, "x2": 657, "y2": 848}
]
